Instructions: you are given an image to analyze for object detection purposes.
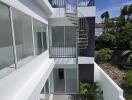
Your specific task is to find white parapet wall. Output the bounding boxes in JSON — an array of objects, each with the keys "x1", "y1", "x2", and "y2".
[
  {"x1": 50, "y1": 6, "x2": 95, "y2": 18},
  {"x1": 94, "y1": 63, "x2": 125, "y2": 100}
]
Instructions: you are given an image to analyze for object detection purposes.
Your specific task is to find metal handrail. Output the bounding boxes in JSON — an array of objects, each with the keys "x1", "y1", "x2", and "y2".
[{"x1": 48, "y1": 0, "x2": 94, "y2": 8}]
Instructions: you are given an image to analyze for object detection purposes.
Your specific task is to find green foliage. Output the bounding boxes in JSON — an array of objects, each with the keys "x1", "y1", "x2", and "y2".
[
  {"x1": 96, "y1": 34, "x2": 115, "y2": 49},
  {"x1": 80, "y1": 82, "x2": 97, "y2": 100},
  {"x1": 128, "y1": 4, "x2": 132, "y2": 15},
  {"x1": 116, "y1": 16, "x2": 126, "y2": 28},
  {"x1": 122, "y1": 68, "x2": 132, "y2": 100},
  {"x1": 121, "y1": 5, "x2": 129, "y2": 16},
  {"x1": 115, "y1": 29, "x2": 132, "y2": 49},
  {"x1": 122, "y1": 50, "x2": 132, "y2": 65},
  {"x1": 96, "y1": 48, "x2": 113, "y2": 63},
  {"x1": 100, "y1": 11, "x2": 110, "y2": 33},
  {"x1": 101, "y1": 11, "x2": 109, "y2": 20},
  {"x1": 125, "y1": 22, "x2": 132, "y2": 29}
]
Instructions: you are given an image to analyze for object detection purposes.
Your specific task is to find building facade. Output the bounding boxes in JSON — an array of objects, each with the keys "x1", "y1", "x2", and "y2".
[{"x1": 0, "y1": 0, "x2": 125, "y2": 100}]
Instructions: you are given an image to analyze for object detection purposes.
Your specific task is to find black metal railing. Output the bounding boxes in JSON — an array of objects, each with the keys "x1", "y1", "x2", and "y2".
[
  {"x1": 48, "y1": 0, "x2": 65, "y2": 8},
  {"x1": 49, "y1": 44, "x2": 76, "y2": 58},
  {"x1": 48, "y1": 0, "x2": 95, "y2": 8},
  {"x1": 78, "y1": 0, "x2": 95, "y2": 7},
  {"x1": 65, "y1": 0, "x2": 77, "y2": 12}
]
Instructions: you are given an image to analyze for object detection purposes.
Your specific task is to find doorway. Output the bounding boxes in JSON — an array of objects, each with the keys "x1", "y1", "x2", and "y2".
[
  {"x1": 53, "y1": 68, "x2": 65, "y2": 93},
  {"x1": 58, "y1": 68, "x2": 64, "y2": 79},
  {"x1": 53, "y1": 68, "x2": 78, "y2": 94}
]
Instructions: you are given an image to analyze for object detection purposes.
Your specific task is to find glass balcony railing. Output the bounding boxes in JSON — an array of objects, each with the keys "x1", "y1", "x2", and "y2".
[
  {"x1": 0, "y1": 2, "x2": 48, "y2": 78},
  {"x1": 48, "y1": 0, "x2": 95, "y2": 8}
]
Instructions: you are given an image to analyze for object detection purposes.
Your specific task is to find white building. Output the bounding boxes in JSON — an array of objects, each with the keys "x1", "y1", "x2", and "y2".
[{"x1": 0, "y1": 0, "x2": 125, "y2": 100}]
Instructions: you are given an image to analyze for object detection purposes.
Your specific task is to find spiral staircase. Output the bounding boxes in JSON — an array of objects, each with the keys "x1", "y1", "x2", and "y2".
[{"x1": 64, "y1": 0, "x2": 89, "y2": 56}]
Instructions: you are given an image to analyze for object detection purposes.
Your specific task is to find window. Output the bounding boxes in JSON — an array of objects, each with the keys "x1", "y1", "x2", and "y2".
[
  {"x1": 0, "y1": 3, "x2": 15, "y2": 78},
  {"x1": 65, "y1": 26, "x2": 76, "y2": 47},
  {"x1": 50, "y1": 26, "x2": 76, "y2": 57},
  {"x1": 33, "y1": 19, "x2": 47, "y2": 55},
  {"x1": 52, "y1": 26, "x2": 64, "y2": 47},
  {"x1": 42, "y1": 23, "x2": 47, "y2": 52},
  {"x1": 12, "y1": 8, "x2": 34, "y2": 67}
]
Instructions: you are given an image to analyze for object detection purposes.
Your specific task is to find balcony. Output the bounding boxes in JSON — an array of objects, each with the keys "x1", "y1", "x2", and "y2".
[
  {"x1": 49, "y1": 26, "x2": 77, "y2": 58},
  {"x1": 49, "y1": 45, "x2": 77, "y2": 58},
  {"x1": 48, "y1": 0, "x2": 95, "y2": 8}
]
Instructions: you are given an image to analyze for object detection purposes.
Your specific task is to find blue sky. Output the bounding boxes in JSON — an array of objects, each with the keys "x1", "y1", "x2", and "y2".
[{"x1": 96, "y1": 0, "x2": 132, "y2": 23}]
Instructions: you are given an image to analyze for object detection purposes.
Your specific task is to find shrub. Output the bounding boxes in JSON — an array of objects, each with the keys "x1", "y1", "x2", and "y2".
[
  {"x1": 115, "y1": 28, "x2": 132, "y2": 50},
  {"x1": 80, "y1": 82, "x2": 97, "y2": 100},
  {"x1": 95, "y1": 34, "x2": 115, "y2": 50},
  {"x1": 96, "y1": 48, "x2": 113, "y2": 63}
]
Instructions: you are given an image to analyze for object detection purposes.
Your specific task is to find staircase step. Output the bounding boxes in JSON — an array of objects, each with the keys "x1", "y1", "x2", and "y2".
[
  {"x1": 65, "y1": 12, "x2": 77, "y2": 15},
  {"x1": 79, "y1": 48, "x2": 87, "y2": 50},
  {"x1": 77, "y1": 30, "x2": 85, "y2": 32},
  {"x1": 79, "y1": 34, "x2": 88, "y2": 36},
  {"x1": 66, "y1": 15, "x2": 77, "y2": 19},
  {"x1": 78, "y1": 38, "x2": 88, "y2": 40},
  {"x1": 78, "y1": 40, "x2": 88, "y2": 42},
  {"x1": 72, "y1": 22, "x2": 78, "y2": 25},
  {"x1": 68, "y1": 18, "x2": 77, "y2": 22},
  {"x1": 75, "y1": 26, "x2": 79, "y2": 28}
]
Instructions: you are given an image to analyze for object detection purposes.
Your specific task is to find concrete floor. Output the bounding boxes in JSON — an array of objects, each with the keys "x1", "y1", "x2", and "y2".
[
  {"x1": 54, "y1": 79, "x2": 65, "y2": 93},
  {"x1": 53, "y1": 95, "x2": 80, "y2": 100}
]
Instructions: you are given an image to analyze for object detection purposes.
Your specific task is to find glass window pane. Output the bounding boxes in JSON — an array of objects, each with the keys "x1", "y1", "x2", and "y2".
[
  {"x1": 49, "y1": 71, "x2": 54, "y2": 93},
  {"x1": 0, "y1": 3, "x2": 15, "y2": 78},
  {"x1": 42, "y1": 24, "x2": 47, "y2": 52},
  {"x1": 12, "y1": 8, "x2": 34, "y2": 67},
  {"x1": 52, "y1": 26, "x2": 64, "y2": 47},
  {"x1": 53, "y1": 68, "x2": 65, "y2": 93},
  {"x1": 65, "y1": 68, "x2": 78, "y2": 93},
  {"x1": 40, "y1": 80, "x2": 49, "y2": 100},
  {"x1": 33, "y1": 19, "x2": 47, "y2": 55},
  {"x1": 65, "y1": 26, "x2": 76, "y2": 47}
]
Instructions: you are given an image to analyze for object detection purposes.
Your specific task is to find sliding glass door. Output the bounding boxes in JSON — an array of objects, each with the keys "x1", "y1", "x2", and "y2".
[
  {"x1": 53, "y1": 68, "x2": 65, "y2": 94},
  {"x1": 53, "y1": 68, "x2": 78, "y2": 94},
  {"x1": 65, "y1": 68, "x2": 78, "y2": 93}
]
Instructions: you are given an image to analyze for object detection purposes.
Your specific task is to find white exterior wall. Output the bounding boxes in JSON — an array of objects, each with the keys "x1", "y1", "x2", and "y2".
[
  {"x1": 0, "y1": 1, "x2": 54, "y2": 100},
  {"x1": 78, "y1": 57, "x2": 94, "y2": 64},
  {"x1": 0, "y1": 51, "x2": 55, "y2": 100},
  {"x1": 94, "y1": 63, "x2": 125, "y2": 100}
]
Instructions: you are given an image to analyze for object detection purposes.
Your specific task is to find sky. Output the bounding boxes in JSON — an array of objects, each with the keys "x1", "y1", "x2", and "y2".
[{"x1": 96, "y1": 0, "x2": 132, "y2": 23}]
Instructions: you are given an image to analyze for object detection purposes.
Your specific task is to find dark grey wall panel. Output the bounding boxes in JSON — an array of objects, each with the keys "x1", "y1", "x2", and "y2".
[
  {"x1": 87, "y1": 17, "x2": 95, "y2": 57},
  {"x1": 79, "y1": 64, "x2": 94, "y2": 82},
  {"x1": 79, "y1": 17, "x2": 95, "y2": 57}
]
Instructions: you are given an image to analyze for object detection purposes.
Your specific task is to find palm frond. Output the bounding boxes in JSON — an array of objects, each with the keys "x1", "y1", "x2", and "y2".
[
  {"x1": 127, "y1": 54, "x2": 132, "y2": 63},
  {"x1": 122, "y1": 50, "x2": 132, "y2": 56}
]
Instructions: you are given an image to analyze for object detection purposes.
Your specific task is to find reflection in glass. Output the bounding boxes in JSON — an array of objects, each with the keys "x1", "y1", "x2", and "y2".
[
  {"x1": 33, "y1": 19, "x2": 47, "y2": 55},
  {"x1": 12, "y1": 8, "x2": 34, "y2": 67},
  {"x1": 0, "y1": 3, "x2": 15, "y2": 78},
  {"x1": 65, "y1": 68, "x2": 78, "y2": 93},
  {"x1": 40, "y1": 80, "x2": 49, "y2": 100}
]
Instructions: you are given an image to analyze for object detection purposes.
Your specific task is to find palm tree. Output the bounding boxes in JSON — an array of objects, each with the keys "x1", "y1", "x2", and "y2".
[
  {"x1": 121, "y1": 5, "x2": 129, "y2": 21},
  {"x1": 101, "y1": 11, "x2": 110, "y2": 33},
  {"x1": 104, "y1": 11, "x2": 110, "y2": 19},
  {"x1": 128, "y1": 4, "x2": 132, "y2": 21},
  {"x1": 101, "y1": 13, "x2": 104, "y2": 22},
  {"x1": 128, "y1": 4, "x2": 132, "y2": 15},
  {"x1": 121, "y1": 5, "x2": 128, "y2": 16},
  {"x1": 101, "y1": 11, "x2": 110, "y2": 22}
]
